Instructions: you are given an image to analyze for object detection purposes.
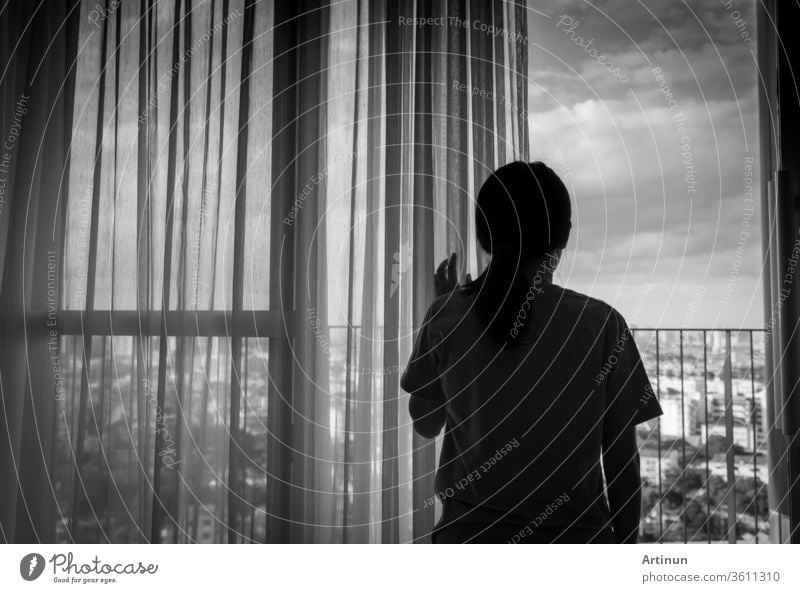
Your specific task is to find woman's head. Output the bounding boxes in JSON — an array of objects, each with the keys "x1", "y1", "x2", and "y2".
[
  {"x1": 475, "y1": 161, "x2": 571, "y2": 260},
  {"x1": 473, "y1": 161, "x2": 572, "y2": 347}
]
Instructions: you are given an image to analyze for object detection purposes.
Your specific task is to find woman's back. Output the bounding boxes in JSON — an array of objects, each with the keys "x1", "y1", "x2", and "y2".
[{"x1": 401, "y1": 282, "x2": 661, "y2": 538}]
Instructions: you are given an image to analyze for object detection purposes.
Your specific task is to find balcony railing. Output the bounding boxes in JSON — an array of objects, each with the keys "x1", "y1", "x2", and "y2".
[{"x1": 52, "y1": 320, "x2": 773, "y2": 543}]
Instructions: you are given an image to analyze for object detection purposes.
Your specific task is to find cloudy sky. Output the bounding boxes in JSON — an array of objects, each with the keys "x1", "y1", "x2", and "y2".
[{"x1": 526, "y1": 0, "x2": 761, "y2": 328}]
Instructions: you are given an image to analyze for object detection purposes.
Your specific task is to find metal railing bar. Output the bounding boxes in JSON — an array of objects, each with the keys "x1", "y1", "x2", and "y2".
[
  {"x1": 704, "y1": 330, "x2": 711, "y2": 544},
  {"x1": 680, "y1": 330, "x2": 687, "y2": 543}
]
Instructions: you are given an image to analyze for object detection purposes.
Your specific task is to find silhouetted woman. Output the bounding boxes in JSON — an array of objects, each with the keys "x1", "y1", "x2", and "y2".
[{"x1": 401, "y1": 161, "x2": 662, "y2": 543}]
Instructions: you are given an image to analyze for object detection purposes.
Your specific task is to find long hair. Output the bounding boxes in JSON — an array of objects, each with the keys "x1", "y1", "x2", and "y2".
[{"x1": 471, "y1": 161, "x2": 572, "y2": 348}]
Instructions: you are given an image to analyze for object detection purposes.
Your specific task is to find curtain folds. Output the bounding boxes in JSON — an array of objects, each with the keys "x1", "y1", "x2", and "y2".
[
  {"x1": 0, "y1": 0, "x2": 529, "y2": 543},
  {"x1": 0, "y1": 0, "x2": 81, "y2": 544}
]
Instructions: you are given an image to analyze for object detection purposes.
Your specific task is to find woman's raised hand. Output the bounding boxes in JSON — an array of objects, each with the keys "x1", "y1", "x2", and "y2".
[{"x1": 434, "y1": 252, "x2": 472, "y2": 297}]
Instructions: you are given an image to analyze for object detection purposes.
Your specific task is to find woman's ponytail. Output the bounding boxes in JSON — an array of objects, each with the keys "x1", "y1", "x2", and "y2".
[{"x1": 475, "y1": 245, "x2": 530, "y2": 347}]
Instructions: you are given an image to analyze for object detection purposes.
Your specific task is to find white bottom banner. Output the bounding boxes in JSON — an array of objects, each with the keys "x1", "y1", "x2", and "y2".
[{"x1": 1, "y1": 544, "x2": 797, "y2": 592}]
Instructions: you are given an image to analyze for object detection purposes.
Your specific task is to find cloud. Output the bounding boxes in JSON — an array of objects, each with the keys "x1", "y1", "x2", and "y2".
[
  {"x1": 536, "y1": 0, "x2": 755, "y2": 54},
  {"x1": 528, "y1": 0, "x2": 761, "y2": 326}
]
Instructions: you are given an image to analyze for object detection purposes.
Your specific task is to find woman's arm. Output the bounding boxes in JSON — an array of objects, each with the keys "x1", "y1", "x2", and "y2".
[
  {"x1": 600, "y1": 310, "x2": 661, "y2": 543},
  {"x1": 406, "y1": 253, "x2": 469, "y2": 439},
  {"x1": 409, "y1": 389, "x2": 446, "y2": 438},
  {"x1": 602, "y1": 423, "x2": 641, "y2": 544}
]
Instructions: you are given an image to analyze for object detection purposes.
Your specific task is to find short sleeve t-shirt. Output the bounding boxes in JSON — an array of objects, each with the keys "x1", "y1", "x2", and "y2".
[{"x1": 400, "y1": 283, "x2": 663, "y2": 531}]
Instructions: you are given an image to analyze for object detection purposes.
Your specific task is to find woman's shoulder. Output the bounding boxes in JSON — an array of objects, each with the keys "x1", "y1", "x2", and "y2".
[
  {"x1": 553, "y1": 285, "x2": 615, "y2": 313},
  {"x1": 429, "y1": 286, "x2": 474, "y2": 316},
  {"x1": 552, "y1": 285, "x2": 626, "y2": 328},
  {"x1": 423, "y1": 287, "x2": 476, "y2": 332}
]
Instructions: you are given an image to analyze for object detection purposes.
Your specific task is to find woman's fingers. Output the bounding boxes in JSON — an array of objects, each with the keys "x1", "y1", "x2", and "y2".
[
  {"x1": 447, "y1": 252, "x2": 457, "y2": 284},
  {"x1": 436, "y1": 258, "x2": 448, "y2": 282},
  {"x1": 434, "y1": 257, "x2": 449, "y2": 295},
  {"x1": 436, "y1": 259, "x2": 447, "y2": 276}
]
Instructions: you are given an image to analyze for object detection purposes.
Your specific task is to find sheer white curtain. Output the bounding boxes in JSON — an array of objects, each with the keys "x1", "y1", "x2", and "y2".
[{"x1": 0, "y1": 0, "x2": 529, "y2": 543}]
